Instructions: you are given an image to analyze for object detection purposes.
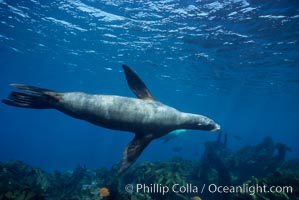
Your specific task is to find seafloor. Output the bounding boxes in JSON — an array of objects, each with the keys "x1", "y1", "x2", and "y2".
[{"x1": 0, "y1": 136, "x2": 298, "y2": 200}]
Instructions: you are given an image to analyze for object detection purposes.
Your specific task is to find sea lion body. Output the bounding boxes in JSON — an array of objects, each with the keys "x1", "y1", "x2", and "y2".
[
  {"x1": 2, "y1": 65, "x2": 220, "y2": 173},
  {"x1": 58, "y1": 93, "x2": 217, "y2": 137}
]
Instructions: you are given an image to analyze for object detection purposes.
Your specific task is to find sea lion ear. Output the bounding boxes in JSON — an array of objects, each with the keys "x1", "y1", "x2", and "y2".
[{"x1": 122, "y1": 64, "x2": 156, "y2": 101}]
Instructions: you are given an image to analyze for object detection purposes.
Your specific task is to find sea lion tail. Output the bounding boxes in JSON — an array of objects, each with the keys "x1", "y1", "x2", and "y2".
[{"x1": 2, "y1": 84, "x2": 61, "y2": 109}]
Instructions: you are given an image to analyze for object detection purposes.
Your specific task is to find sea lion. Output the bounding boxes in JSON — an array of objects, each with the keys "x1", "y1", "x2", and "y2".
[
  {"x1": 160, "y1": 129, "x2": 187, "y2": 143},
  {"x1": 2, "y1": 64, "x2": 220, "y2": 173}
]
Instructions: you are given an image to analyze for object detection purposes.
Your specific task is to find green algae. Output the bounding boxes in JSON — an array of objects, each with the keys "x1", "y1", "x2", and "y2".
[{"x1": 0, "y1": 137, "x2": 298, "y2": 200}]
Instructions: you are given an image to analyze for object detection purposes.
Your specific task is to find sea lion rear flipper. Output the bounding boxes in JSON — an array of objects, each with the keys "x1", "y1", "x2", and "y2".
[
  {"x1": 2, "y1": 84, "x2": 61, "y2": 109},
  {"x1": 122, "y1": 64, "x2": 156, "y2": 100},
  {"x1": 118, "y1": 134, "x2": 153, "y2": 173}
]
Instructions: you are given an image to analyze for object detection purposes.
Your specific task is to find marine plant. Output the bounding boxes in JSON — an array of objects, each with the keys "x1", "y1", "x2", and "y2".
[{"x1": 0, "y1": 138, "x2": 297, "y2": 200}]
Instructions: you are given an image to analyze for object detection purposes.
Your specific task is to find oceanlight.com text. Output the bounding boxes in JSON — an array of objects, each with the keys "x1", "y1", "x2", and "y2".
[
  {"x1": 208, "y1": 183, "x2": 293, "y2": 196},
  {"x1": 124, "y1": 183, "x2": 293, "y2": 196}
]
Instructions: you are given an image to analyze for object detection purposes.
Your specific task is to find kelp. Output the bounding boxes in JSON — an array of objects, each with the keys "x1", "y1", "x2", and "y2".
[{"x1": 0, "y1": 137, "x2": 297, "y2": 200}]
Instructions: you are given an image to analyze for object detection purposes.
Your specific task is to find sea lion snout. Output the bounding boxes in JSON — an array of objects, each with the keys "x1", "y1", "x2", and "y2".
[
  {"x1": 204, "y1": 122, "x2": 221, "y2": 132},
  {"x1": 212, "y1": 123, "x2": 221, "y2": 132},
  {"x1": 196, "y1": 118, "x2": 221, "y2": 132}
]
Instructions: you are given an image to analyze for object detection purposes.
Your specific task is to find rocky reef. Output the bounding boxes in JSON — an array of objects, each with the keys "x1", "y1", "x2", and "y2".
[{"x1": 0, "y1": 137, "x2": 298, "y2": 200}]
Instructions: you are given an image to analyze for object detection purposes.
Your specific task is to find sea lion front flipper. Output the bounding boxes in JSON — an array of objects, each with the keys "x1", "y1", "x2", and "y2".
[
  {"x1": 122, "y1": 64, "x2": 156, "y2": 100},
  {"x1": 118, "y1": 134, "x2": 153, "y2": 173}
]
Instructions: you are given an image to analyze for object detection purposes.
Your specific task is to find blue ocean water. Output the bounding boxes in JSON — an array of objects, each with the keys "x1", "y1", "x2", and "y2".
[{"x1": 0, "y1": 0, "x2": 298, "y2": 172}]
